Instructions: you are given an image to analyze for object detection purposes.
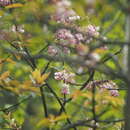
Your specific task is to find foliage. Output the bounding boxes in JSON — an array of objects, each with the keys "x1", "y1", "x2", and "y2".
[{"x1": 0, "y1": 0, "x2": 128, "y2": 130}]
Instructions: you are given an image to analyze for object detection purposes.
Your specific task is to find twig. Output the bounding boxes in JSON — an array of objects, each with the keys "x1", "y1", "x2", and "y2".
[
  {"x1": 80, "y1": 70, "x2": 95, "y2": 90},
  {"x1": 62, "y1": 119, "x2": 95, "y2": 130},
  {"x1": 37, "y1": 43, "x2": 49, "y2": 54},
  {"x1": 46, "y1": 83, "x2": 77, "y2": 130},
  {"x1": 91, "y1": 78, "x2": 97, "y2": 130},
  {"x1": 39, "y1": 86, "x2": 48, "y2": 118},
  {"x1": 97, "y1": 119, "x2": 125, "y2": 123},
  {"x1": 101, "y1": 49, "x2": 122, "y2": 64},
  {"x1": 0, "y1": 95, "x2": 32, "y2": 113},
  {"x1": 40, "y1": 62, "x2": 52, "y2": 118},
  {"x1": 41, "y1": 61, "x2": 51, "y2": 75},
  {"x1": 101, "y1": 11, "x2": 122, "y2": 35}
]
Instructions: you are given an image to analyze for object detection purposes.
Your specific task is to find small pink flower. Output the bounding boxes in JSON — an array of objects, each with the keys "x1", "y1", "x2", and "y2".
[
  {"x1": 110, "y1": 90, "x2": 119, "y2": 97},
  {"x1": 53, "y1": 0, "x2": 80, "y2": 24},
  {"x1": 61, "y1": 84, "x2": 70, "y2": 95},
  {"x1": 56, "y1": 29, "x2": 77, "y2": 45},
  {"x1": 86, "y1": 25, "x2": 99, "y2": 37},
  {"x1": 68, "y1": 37, "x2": 77, "y2": 45},
  {"x1": 54, "y1": 70, "x2": 75, "y2": 83},
  {"x1": 48, "y1": 46, "x2": 58, "y2": 56},
  {"x1": 54, "y1": 71, "x2": 64, "y2": 80},
  {"x1": 56, "y1": 29, "x2": 72, "y2": 40},
  {"x1": 86, "y1": 80, "x2": 119, "y2": 97},
  {"x1": 63, "y1": 47, "x2": 70, "y2": 54},
  {"x1": 65, "y1": 73, "x2": 75, "y2": 83},
  {"x1": 56, "y1": 0, "x2": 71, "y2": 7},
  {"x1": 99, "y1": 45, "x2": 108, "y2": 51},
  {"x1": 0, "y1": 0, "x2": 11, "y2": 6},
  {"x1": 75, "y1": 33, "x2": 84, "y2": 42}
]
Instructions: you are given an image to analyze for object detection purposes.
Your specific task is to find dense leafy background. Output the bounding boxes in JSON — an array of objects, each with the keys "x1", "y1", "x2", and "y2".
[{"x1": 0, "y1": 0, "x2": 127, "y2": 130}]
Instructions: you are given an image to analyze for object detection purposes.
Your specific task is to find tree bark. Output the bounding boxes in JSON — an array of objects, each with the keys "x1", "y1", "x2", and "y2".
[{"x1": 124, "y1": 8, "x2": 130, "y2": 130}]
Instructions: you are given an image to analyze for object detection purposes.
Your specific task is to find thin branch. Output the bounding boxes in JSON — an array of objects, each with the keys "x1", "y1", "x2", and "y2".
[
  {"x1": 41, "y1": 61, "x2": 51, "y2": 75},
  {"x1": 101, "y1": 49, "x2": 122, "y2": 64},
  {"x1": 108, "y1": 88, "x2": 127, "y2": 90},
  {"x1": 80, "y1": 70, "x2": 95, "y2": 90},
  {"x1": 0, "y1": 95, "x2": 32, "y2": 113},
  {"x1": 37, "y1": 43, "x2": 49, "y2": 54},
  {"x1": 101, "y1": 11, "x2": 122, "y2": 35},
  {"x1": 95, "y1": 37, "x2": 130, "y2": 46},
  {"x1": 39, "y1": 86, "x2": 48, "y2": 118},
  {"x1": 97, "y1": 119, "x2": 125, "y2": 123},
  {"x1": 12, "y1": 43, "x2": 50, "y2": 120},
  {"x1": 64, "y1": 70, "x2": 95, "y2": 105},
  {"x1": 46, "y1": 83, "x2": 77, "y2": 130},
  {"x1": 33, "y1": 53, "x2": 86, "y2": 66},
  {"x1": 96, "y1": 105, "x2": 110, "y2": 118},
  {"x1": 91, "y1": 77, "x2": 97, "y2": 130},
  {"x1": 62, "y1": 119, "x2": 95, "y2": 130}
]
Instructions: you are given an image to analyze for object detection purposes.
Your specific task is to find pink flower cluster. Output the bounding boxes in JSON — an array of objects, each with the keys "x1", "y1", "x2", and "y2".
[
  {"x1": 56, "y1": 0, "x2": 71, "y2": 7},
  {"x1": 110, "y1": 90, "x2": 119, "y2": 97},
  {"x1": 86, "y1": 25, "x2": 99, "y2": 37},
  {"x1": 56, "y1": 24, "x2": 100, "y2": 47},
  {"x1": 56, "y1": 29, "x2": 73, "y2": 40},
  {"x1": 56, "y1": 29, "x2": 76, "y2": 45},
  {"x1": 61, "y1": 83, "x2": 70, "y2": 95},
  {"x1": 54, "y1": 70, "x2": 75, "y2": 83},
  {"x1": 53, "y1": 0, "x2": 80, "y2": 23},
  {"x1": 75, "y1": 33, "x2": 84, "y2": 42},
  {"x1": 56, "y1": 29, "x2": 84, "y2": 45},
  {"x1": 86, "y1": 80, "x2": 119, "y2": 97},
  {"x1": 81, "y1": 24, "x2": 100, "y2": 43},
  {"x1": 49, "y1": 0, "x2": 101, "y2": 68},
  {"x1": 53, "y1": 28, "x2": 85, "y2": 55},
  {"x1": 54, "y1": 70, "x2": 75, "y2": 95},
  {"x1": 47, "y1": 45, "x2": 70, "y2": 56},
  {"x1": 48, "y1": 46, "x2": 58, "y2": 56},
  {"x1": 50, "y1": 0, "x2": 100, "y2": 57},
  {"x1": 0, "y1": 0, "x2": 12, "y2": 6}
]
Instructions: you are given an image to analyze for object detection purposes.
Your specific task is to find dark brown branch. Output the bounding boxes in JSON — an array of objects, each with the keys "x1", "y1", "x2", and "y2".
[
  {"x1": 0, "y1": 95, "x2": 32, "y2": 113},
  {"x1": 46, "y1": 83, "x2": 77, "y2": 130},
  {"x1": 97, "y1": 119, "x2": 125, "y2": 123},
  {"x1": 62, "y1": 119, "x2": 95, "y2": 130},
  {"x1": 39, "y1": 86, "x2": 48, "y2": 118}
]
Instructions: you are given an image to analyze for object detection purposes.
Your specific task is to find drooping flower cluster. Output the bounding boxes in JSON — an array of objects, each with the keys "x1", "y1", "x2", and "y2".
[
  {"x1": 86, "y1": 25, "x2": 100, "y2": 37},
  {"x1": 0, "y1": 0, "x2": 12, "y2": 6},
  {"x1": 85, "y1": 25, "x2": 100, "y2": 43},
  {"x1": 54, "y1": 70, "x2": 75, "y2": 83},
  {"x1": 55, "y1": 24, "x2": 100, "y2": 45},
  {"x1": 85, "y1": 80, "x2": 119, "y2": 96},
  {"x1": 48, "y1": 45, "x2": 58, "y2": 56},
  {"x1": 56, "y1": 29, "x2": 76, "y2": 45},
  {"x1": 75, "y1": 33, "x2": 84, "y2": 42},
  {"x1": 52, "y1": 0, "x2": 80, "y2": 23},
  {"x1": 54, "y1": 25, "x2": 100, "y2": 55},
  {"x1": 54, "y1": 70, "x2": 75, "y2": 95},
  {"x1": 49, "y1": 0, "x2": 101, "y2": 62},
  {"x1": 61, "y1": 83, "x2": 70, "y2": 95},
  {"x1": 47, "y1": 45, "x2": 70, "y2": 56}
]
